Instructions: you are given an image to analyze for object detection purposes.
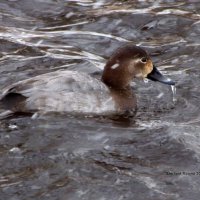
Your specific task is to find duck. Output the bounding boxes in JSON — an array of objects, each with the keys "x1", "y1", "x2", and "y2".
[{"x1": 0, "y1": 44, "x2": 175, "y2": 117}]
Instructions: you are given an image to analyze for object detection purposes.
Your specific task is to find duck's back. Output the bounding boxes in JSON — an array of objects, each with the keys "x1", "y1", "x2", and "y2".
[{"x1": 0, "y1": 71, "x2": 116, "y2": 115}]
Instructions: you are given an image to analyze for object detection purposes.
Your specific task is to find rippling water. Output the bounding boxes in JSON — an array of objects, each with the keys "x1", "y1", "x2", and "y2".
[{"x1": 0, "y1": 0, "x2": 200, "y2": 199}]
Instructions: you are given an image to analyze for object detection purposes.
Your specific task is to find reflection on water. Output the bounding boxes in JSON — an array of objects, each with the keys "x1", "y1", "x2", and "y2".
[{"x1": 0, "y1": 0, "x2": 200, "y2": 199}]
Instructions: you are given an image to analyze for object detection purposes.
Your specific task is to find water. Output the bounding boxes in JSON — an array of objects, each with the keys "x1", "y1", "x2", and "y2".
[
  {"x1": 171, "y1": 85, "x2": 177, "y2": 103},
  {"x1": 0, "y1": 0, "x2": 200, "y2": 199}
]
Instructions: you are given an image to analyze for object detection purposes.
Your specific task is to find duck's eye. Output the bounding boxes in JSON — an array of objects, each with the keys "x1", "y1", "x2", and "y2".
[{"x1": 141, "y1": 57, "x2": 147, "y2": 63}]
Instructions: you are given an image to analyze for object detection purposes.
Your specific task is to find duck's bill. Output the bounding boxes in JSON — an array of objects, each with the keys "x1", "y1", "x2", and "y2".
[{"x1": 147, "y1": 65, "x2": 175, "y2": 86}]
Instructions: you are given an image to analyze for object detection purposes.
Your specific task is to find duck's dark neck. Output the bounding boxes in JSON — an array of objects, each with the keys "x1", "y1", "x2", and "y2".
[{"x1": 109, "y1": 86, "x2": 137, "y2": 116}]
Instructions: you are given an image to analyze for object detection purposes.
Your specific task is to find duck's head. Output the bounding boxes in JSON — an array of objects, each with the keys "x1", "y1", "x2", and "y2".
[{"x1": 102, "y1": 45, "x2": 175, "y2": 89}]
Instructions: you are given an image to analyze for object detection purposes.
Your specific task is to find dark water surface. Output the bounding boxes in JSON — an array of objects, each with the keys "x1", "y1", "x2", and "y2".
[{"x1": 0, "y1": 0, "x2": 200, "y2": 199}]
